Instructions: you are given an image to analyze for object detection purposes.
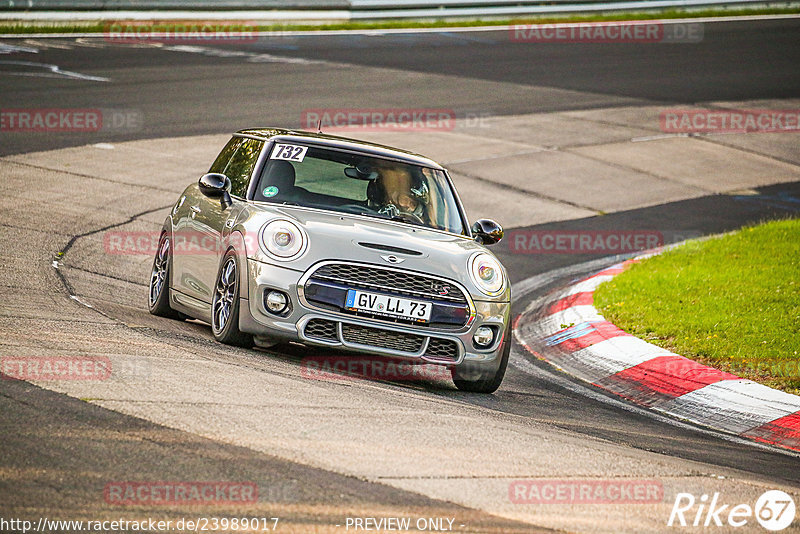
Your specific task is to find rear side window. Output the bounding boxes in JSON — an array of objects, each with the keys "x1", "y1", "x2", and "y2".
[{"x1": 208, "y1": 137, "x2": 263, "y2": 198}]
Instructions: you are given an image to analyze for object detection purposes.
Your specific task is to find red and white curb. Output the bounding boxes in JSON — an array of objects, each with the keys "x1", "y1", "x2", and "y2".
[{"x1": 514, "y1": 255, "x2": 800, "y2": 453}]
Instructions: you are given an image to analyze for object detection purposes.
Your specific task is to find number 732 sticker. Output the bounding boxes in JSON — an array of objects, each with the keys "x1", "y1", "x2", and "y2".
[{"x1": 271, "y1": 143, "x2": 308, "y2": 163}]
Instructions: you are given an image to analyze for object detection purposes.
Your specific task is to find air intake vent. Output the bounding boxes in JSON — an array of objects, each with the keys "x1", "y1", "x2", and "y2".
[
  {"x1": 341, "y1": 323, "x2": 424, "y2": 353},
  {"x1": 305, "y1": 319, "x2": 338, "y2": 342},
  {"x1": 357, "y1": 242, "x2": 423, "y2": 256}
]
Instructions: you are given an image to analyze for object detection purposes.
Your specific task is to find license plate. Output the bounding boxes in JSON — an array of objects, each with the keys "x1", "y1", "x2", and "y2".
[{"x1": 345, "y1": 290, "x2": 431, "y2": 323}]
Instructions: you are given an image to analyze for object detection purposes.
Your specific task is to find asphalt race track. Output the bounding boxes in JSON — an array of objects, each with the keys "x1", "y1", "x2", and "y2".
[
  {"x1": 2, "y1": 17, "x2": 799, "y2": 156},
  {"x1": 1, "y1": 17, "x2": 800, "y2": 533}
]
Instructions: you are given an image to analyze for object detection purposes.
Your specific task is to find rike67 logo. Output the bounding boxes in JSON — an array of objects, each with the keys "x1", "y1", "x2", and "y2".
[{"x1": 668, "y1": 490, "x2": 796, "y2": 531}]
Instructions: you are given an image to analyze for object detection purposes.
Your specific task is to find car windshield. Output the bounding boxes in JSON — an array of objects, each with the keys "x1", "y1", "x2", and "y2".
[{"x1": 252, "y1": 142, "x2": 466, "y2": 235}]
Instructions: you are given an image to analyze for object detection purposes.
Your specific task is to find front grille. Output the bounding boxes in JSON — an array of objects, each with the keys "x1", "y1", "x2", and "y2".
[
  {"x1": 424, "y1": 338, "x2": 459, "y2": 362},
  {"x1": 341, "y1": 323, "x2": 424, "y2": 353},
  {"x1": 305, "y1": 319, "x2": 338, "y2": 342},
  {"x1": 310, "y1": 263, "x2": 467, "y2": 304}
]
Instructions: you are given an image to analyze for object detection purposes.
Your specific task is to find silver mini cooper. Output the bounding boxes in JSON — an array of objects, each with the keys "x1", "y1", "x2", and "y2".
[{"x1": 149, "y1": 129, "x2": 511, "y2": 392}]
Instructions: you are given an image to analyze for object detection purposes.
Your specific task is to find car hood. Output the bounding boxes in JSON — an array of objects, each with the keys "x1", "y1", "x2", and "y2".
[{"x1": 237, "y1": 204, "x2": 507, "y2": 297}]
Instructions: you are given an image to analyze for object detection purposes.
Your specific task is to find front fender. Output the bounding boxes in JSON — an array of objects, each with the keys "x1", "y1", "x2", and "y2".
[{"x1": 221, "y1": 230, "x2": 250, "y2": 304}]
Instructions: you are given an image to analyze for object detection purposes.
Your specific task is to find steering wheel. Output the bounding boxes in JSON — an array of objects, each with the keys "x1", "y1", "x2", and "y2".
[
  {"x1": 338, "y1": 204, "x2": 375, "y2": 214},
  {"x1": 397, "y1": 212, "x2": 425, "y2": 225},
  {"x1": 378, "y1": 204, "x2": 426, "y2": 226}
]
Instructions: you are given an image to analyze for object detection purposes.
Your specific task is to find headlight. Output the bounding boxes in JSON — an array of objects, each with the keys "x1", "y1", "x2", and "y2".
[
  {"x1": 259, "y1": 219, "x2": 307, "y2": 260},
  {"x1": 469, "y1": 253, "x2": 505, "y2": 297}
]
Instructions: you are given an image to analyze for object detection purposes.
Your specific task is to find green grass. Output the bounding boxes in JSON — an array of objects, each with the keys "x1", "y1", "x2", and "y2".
[
  {"x1": 1, "y1": 6, "x2": 798, "y2": 34},
  {"x1": 594, "y1": 218, "x2": 800, "y2": 394}
]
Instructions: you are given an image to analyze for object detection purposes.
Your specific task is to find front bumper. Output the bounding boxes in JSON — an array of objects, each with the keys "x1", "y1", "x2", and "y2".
[{"x1": 238, "y1": 258, "x2": 510, "y2": 369}]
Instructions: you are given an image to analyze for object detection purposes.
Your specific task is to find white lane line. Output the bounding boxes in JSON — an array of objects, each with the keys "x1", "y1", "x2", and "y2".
[
  {"x1": 161, "y1": 44, "x2": 336, "y2": 66},
  {"x1": 0, "y1": 43, "x2": 38, "y2": 54},
  {"x1": 631, "y1": 133, "x2": 690, "y2": 142},
  {"x1": 0, "y1": 60, "x2": 109, "y2": 82},
  {"x1": 0, "y1": 12, "x2": 798, "y2": 28},
  {"x1": 69, "y1": 295, "x2": 94, "y2": 308},
  {"x1": 23, "y1": 38, "x2": 73, "y2": 50}
]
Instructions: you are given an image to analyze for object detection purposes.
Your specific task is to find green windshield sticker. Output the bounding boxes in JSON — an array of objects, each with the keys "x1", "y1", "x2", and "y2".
[{"x1": 263, "y1": 186, "x2": 279, "y2": 198}]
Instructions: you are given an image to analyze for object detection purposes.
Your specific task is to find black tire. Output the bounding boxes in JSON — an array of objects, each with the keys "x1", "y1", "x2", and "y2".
[
  {"x1": 211, "y1": 250, "x2": 254, "y2": 348},
  {"x1": 148, "y1": 232, "x2": 185, "y2": 320},
  {"x1": 452, "y1": 324, "x2": 511, "y2": 394}
]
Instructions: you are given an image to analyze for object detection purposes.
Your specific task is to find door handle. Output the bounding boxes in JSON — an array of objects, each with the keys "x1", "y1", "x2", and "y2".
[{"x1": 190, "y1": 206, "x2": 201, "y2": 213}]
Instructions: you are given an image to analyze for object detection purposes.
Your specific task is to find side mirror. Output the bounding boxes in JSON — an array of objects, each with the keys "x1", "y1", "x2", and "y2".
[
  {"x1": 471, "y1": 219, "x2": 503, "y2": 246},
  {"x1": 199, "y1": 173, "x2": 232, "y2": 209}
]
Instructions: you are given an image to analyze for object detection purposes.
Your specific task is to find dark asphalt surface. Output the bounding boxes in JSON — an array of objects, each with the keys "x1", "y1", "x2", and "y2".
[
  {"x1": 254, "y1": 18, "x2": 800, "y2": 103},
  {"x1": 1, "y1": 18, "x2": 798, "y2": 155},
  {"x1": 2, "y1": 17, "x2": 800, "y2": 530},
  {"x1": 0, "y1": 379, "x2": 545, "y2": 532}
]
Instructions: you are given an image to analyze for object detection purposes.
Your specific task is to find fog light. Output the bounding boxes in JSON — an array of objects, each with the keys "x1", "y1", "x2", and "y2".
[
  {"x1": 473, "y1": 326, "x2": 494, "y2": 348},
  {"x1": 265, "y1": 291, "x2": 288, "y2": 314}
]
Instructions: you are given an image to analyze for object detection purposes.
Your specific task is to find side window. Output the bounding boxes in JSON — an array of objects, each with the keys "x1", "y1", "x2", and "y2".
[
  {"x1": 209, "y1": 137, "x2": 242, "y2": 174},
  {"x1": 224, "y1": 139, "x2": 264, "y2": 198}
]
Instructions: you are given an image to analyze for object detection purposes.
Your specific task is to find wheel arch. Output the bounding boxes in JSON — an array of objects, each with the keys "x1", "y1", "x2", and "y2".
[{"x1": 221, "y1": 230, "x2": 250, "y2": 302}]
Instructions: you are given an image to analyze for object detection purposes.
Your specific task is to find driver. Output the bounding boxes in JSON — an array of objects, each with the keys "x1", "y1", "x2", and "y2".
[{"x1": 372, "y1": 162, "x2": 429, "y2": 222}]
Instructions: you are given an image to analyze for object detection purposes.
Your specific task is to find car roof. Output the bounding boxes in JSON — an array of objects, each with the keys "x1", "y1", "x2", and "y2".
[{"x1": 236, "y1": 128, "x2": 445, "y2": 170}]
